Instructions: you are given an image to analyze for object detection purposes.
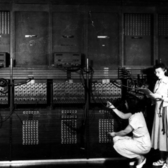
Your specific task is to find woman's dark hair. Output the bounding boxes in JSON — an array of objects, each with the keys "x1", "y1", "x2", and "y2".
[
  {"x1": 126, "y1": 97, "x2": 146, "y2": 114},
  {"x1": 154, "y1": 63, "x2": 166, "y2": 70},
  {"x1": 113, "y1": 98, "x2": 127, "y2": 112},
  {"x1": 153, "y1": 63, "x2": 168, "y2": 76},
  {"x1": 154, "y1": 63, "x2": 167, "y2": 73},
  {"x1": 114, "y1": 94, "x2": 147, "y2": 114}
]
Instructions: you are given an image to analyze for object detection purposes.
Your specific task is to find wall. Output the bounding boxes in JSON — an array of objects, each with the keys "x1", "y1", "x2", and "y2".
[{"x1": 0, "y1": 1, "x2": 168, "y2": 79}]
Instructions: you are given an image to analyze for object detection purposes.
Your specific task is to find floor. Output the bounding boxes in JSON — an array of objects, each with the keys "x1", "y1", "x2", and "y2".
[
  {"x1": 0, "y1": 148, "x2": 163, "y2": 168},
  {"x1": 0, "y1": 153, "x2": 162, "y2": 168}
]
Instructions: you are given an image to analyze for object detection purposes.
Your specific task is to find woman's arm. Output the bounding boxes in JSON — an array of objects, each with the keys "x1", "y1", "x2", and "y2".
[
  {"x1": 162, "y1": 96, "x2": 168, "y2": 102},
  {"x1": 109, "y1": 125, "x2": 133, "y2": 137},
  {"x1": 106, "y1": 101, "x2": 132, "y2": 119},
  {"x1": 148, "y1": 92, "x2": 168, "y2": 102},
  {"x1": 148, "y1": 92, "x2": 161, "y2": 99},
  {"x1": 137, "y1": 87, "x2": 164, "y2": 100}
]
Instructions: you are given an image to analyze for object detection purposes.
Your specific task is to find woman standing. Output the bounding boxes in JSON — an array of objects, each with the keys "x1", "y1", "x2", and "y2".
[{"x1": 147, "y1": 63, "x2": 168, "y2": 168}]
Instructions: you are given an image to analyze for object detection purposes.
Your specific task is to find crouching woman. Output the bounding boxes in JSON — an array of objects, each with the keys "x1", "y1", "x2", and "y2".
[{"x1": 107, "y1": 98, "x2": 151, "y2": 168}]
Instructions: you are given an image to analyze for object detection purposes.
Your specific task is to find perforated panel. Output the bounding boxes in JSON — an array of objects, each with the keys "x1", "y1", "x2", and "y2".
[
  {"x1": 99, "y1": 119, "x2": 113, "y2": 143},
  {"x1": 61, "y1": 109, "x2": 79, "y2": 144},
  {"x1": 22, "y1": 111, "x2": 39, "y2": 145},
  {"x1": 61, "y1": 120, "x2": 77, "y2": 144}
]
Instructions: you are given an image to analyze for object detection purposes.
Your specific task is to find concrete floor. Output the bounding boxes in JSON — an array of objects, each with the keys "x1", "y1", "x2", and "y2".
[{"x1": 0, "y1": 149, "x2": 163, "y2": 168}]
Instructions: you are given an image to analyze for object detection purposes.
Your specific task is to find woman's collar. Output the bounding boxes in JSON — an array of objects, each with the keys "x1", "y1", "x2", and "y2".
[{"x1": 159, "y1": 76, "x2": 168, "y2": 84}]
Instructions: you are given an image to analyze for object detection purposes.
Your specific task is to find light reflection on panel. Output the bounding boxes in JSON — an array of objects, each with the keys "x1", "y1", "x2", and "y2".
[
  {"x1": 91, "y1": 80, "x2": 122, "y2": 103},
  {"x1": 0, "y1": 86, "x2": 8, "y2": 104},
  {"x1": 14, "y1": 80, "x2": 47, "y2": 104}
]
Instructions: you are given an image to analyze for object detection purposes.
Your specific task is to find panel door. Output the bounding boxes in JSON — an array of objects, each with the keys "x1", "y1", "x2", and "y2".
[
  {"x1": 88, "y1": 12, "x2": 119, "y2": 69},
  {"x1": 15, "y1": 11, "x2": 49, "y2": 66},
  {"x1": 158, "y1": 14, "x2": 168, "y2": 66},
  {"x1": 52, "y1": 12, "x2": 84, "y2": 53},
  {"x1": 124, "y1": 13, "x2": 153, "y2": 66}
]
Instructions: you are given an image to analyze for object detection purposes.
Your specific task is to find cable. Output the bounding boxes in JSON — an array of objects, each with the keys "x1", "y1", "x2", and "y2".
[
  {"x1": 0, "y1": 78, "x2": 8, "y2": 87},
  {"x1": 0, "y1": 106, "x2": 15, "y2": 127},
  {"x1": 0, "y1": 78, "x2": 35, "y2": 126}
]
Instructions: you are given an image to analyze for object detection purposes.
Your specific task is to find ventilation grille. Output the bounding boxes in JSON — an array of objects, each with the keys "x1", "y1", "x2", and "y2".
[
  {"x1": 124, "y1": 13, "x2": 152, "y2": 36},
  {"x1": 0, "y1": 11, "x2": 10, "y2": 35},
  {"x1": 159, "y1": 14, "x2": 168, "y2": 36}
]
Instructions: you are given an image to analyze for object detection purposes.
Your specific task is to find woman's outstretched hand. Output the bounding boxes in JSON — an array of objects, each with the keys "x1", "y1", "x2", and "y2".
[
  {"x1": 106, "y1": 101, "x2": 112, "y2": 108},
  {"x1": 106, "y1": 101, "x2": 115, "y2": 109},
  {"x1": 108, "y1": 132, "x2": 116, "y2": 137}
]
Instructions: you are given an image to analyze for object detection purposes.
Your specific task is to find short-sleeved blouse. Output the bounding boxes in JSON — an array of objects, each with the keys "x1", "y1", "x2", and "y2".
[
  {"x1": 129, "y1": 112, "x2": 151, "y2": 147},
  {"x1": 154, "y1": 76, "x2": 168, "y2": 107}
]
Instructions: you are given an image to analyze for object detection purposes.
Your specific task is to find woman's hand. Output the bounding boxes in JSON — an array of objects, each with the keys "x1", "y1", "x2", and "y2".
[
  {"x1": 106, "y1": 101, "x2": 115, "y2": 109},
  {"x1": 106, "y1": 101, "x2": 112, "y2": 108},
  {"x1": 108, "y1": 132, "x2": 116, "y2": 137}
]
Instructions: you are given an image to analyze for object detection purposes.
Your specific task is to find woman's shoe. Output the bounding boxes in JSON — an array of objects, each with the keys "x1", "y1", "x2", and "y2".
[
  {"x1": 162, "y1": 163, "x2": 168, "y2": 168},
  {"x1": 129, "y1": 161, "x2": 136, "y2": 166},
  {"x1": 153, "y1": 160, "x2": 165, "y2": 166},
  {"x1": 136, "y1": 158, "x2": 146, "y2": 168}
]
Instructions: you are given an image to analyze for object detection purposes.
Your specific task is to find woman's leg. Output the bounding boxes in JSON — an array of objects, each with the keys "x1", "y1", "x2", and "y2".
[
  {"x1": 153, "y1": 151, "x2": 165, "y2": 166},
  {"x1": 135, "y1": 155, "x2": 147, "y2": 168},
  {"x1": 161, "y1": 151, "x2": 166, "y2": 161},
  {"x1": 136, "y1": 155, "x2": 145, "y2": 165},
  {"x1": 164, "y1": 152, "x2": 168, "y2": 164},
  {"x1": 161, "y1": 153, "x2": 168, "y2": 168},
  {"x1": 113, "y1": 137, "x2": 148, "y2": 159}
]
